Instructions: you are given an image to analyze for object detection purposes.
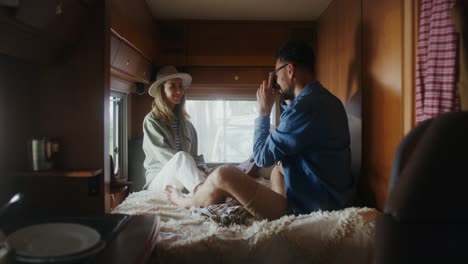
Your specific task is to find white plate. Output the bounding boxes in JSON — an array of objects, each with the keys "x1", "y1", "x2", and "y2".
[{"x1": 6, "y1": 223, "x2": 101, "y2": 258}]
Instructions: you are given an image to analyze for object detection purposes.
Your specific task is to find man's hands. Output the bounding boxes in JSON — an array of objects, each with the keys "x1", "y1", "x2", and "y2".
[{"x1": 257, "y1": 73, "x2": 280, "y2": 116}]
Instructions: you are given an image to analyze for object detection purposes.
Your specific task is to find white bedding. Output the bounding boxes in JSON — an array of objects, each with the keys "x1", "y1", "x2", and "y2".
[{"x1": 113, "y1": 190, "x2": 379, "y2": 264}]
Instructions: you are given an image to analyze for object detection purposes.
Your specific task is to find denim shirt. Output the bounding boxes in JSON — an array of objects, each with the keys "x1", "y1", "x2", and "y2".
[{"x1": 253, "y1": 80, "x2": 354, "y2": 215}]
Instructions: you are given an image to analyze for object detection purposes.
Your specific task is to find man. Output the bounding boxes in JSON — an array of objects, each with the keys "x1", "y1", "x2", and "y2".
[{"x1": 166, "y1": 40, "x2": 355, "y2": 220}]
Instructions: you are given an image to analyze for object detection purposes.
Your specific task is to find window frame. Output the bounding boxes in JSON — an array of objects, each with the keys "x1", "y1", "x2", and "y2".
[{"x1": 110, "y1": 91, "x2": 128, "y2": 180}]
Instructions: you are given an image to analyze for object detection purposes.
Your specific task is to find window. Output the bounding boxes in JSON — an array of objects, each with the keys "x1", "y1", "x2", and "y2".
[
  {"x1": 186, "y1": 99, "x2": 275, "y2": 163},
  {"x1": 109, "y1": 92, "x2": 128, "y2": 179}
]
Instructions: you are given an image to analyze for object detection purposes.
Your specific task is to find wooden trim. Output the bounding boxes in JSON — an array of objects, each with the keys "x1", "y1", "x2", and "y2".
[
  {"x1": 110, "y1": 75, "x2": 136, "y2": 94},
  {"x1": 186, "y1": 85, "x2": 257, "y2": 100},
  {"x1": 104, "y1": 0, "x2": 112, "y2": 215},
  {"x1": 186, "y1": 55, "x2": 276, "y2": 67},
  {"x1": 111, "y1": 67, "x2": 150, "y2": 85},
  {"x1": 402, "y1": 0, "x2": 419, "y2": 135}
]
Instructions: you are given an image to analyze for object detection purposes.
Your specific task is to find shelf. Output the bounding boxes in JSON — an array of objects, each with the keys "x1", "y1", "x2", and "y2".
[{"x1": 17, "y1": 169, "x2": 103, "y2": 178}]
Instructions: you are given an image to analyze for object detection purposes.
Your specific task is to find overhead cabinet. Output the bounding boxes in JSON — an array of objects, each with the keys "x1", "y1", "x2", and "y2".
[
  {"x1": 188, "y1": 67, "x2": 270, "y2": 86},
  {"x1": 110, "y1": 33, "x2": 153, "y2": 92},
  {"x1": 185, "y1": 66, "x2": 271, "y2": 99},
  {"x1": 112, "y1": 41, "x2": 142, "y2": 79},
  {"x1": 156, "y1": 22, "x2": 315, "y2": 67}
]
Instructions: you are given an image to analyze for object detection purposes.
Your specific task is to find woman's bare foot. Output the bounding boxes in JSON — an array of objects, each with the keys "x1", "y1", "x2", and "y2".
[{"x1": 165, "y1": 185, "x2": 191, "y2": 208}]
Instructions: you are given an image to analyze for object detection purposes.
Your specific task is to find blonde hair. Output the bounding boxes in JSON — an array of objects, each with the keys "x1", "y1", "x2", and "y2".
[{"x1": 151, "y1": 82, "x2": 190, "y2": 123}]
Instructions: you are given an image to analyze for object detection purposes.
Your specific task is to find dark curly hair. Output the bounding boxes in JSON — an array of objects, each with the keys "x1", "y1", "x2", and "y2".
[{"x1": 276, "y1": 40, "x2": 315, "y2": 73}]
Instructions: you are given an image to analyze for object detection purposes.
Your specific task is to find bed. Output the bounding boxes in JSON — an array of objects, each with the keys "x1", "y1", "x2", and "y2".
[
  {"x1": 113, "y1": 181, "x2": 379, "y2": 264},
  {"x1": 121, "y1": 108, "x2": 377, "y2": 263}
]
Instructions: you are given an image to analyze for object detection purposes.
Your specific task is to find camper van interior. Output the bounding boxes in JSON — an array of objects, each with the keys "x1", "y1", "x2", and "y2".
[{"x1": 0, "y1": 0, "x2": 466, "y2": 263}]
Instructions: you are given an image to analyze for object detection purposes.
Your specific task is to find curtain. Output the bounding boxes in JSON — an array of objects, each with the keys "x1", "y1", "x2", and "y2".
[{"x1": 416, "y1": 0, "x2": 459, "y2": 124}]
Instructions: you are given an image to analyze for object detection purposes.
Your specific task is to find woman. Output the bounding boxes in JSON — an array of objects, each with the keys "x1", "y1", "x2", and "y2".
[{"x1": 142, "y1": 65, "x2": 209, "y2": 199}]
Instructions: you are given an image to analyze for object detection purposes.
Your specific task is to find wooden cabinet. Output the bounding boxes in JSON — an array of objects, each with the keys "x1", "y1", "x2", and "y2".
[
  {"x1": 156, "y1": 22, "x2": 315, "y2": 67},
  {"x1": 188, "y1": 66, "x2": 270, "y2": 86},
  {"x1": 0, "y1": 0, "x2": 96, "y2": 64},
  {"x1": 110, "y1": 33, "x2": 154, "y2": 92},
  {"x1": 186, "y1": 23, "x2": 289, "y2": 66},
  {"x1": 185, "y1": 66, "x2": 271, "y2": 99},
  {"x1": 113, "y1": 42, "x2": 141, "y2": 77},
  {"x1": 110, "y1": 0, "x2": 158, "y2": 62}
]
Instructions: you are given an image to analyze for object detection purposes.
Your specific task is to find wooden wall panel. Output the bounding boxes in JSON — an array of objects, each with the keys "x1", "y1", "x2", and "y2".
[
  {"x1": 317, "y1": 0, "x2": 362, "y2": 104},
  {"x1": 361, "y1": 0, "x2": 404, "y2": 209},
  {"x1": 129, "y1": 93, "x2": 153, "y2": 140},
  {"x1": 0, "y1": 2, "x2": 108, "y2": 216},
  {"x1": 33, "y1": 5, "x2": 108, "y2": 214},
  {"x1": 316, "y1": 0, "x2": 363, "y2": 204},
  {"x1": 40, "y1": 26, "x2": 105, "y2": 174},
  {"x1": 317, "y1": 1, "x2": 338, "y2": 99},
  {"x1": 110, "y1": 0, "x2": 158, "y2": 61},
  {"x1": 317, "y1": 0, "x2": 406, "y2": 210},
  {"x1": 0, "y1": 55, "x2": 40, "y2": 203}
]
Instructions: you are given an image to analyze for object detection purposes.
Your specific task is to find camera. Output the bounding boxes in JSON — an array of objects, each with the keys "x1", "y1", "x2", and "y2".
[{"x1": 271, "y1": 74, "x2": 280, "y2": 90}]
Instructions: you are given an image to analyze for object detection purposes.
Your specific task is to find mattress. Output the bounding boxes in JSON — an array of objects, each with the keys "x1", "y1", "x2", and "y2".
[{"x1": 113, "y1": 190, "x2": 379, "y2": 264}]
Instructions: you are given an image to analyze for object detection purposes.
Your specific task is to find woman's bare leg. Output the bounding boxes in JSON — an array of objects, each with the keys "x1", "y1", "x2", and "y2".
[
  {"x1": 166, "y1": 164, "x2": 288, "y2": 220},
  {"x1": 165, "y1": 174, "x2": 228, "y2": 208},
  {"x1": 270, "y1": 164, "x2": 286, "y2": 197}
]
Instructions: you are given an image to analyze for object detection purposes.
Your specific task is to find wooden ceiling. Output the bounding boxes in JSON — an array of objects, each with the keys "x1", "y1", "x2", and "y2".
[{"x1": 145, "y1": 0, "x2": 332, "y2": 21}]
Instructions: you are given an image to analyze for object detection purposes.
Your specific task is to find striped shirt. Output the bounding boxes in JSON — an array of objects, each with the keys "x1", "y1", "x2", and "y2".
[{"x1": 170, "y1": 119, "x2": 182, "y2": 151}]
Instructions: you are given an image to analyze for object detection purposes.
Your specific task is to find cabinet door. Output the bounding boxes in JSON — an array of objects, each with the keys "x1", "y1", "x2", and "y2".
[
  {"x1": 112, "y1": 42, "x2": 141, "y2": 77},
  {"x1": 186, "y1": 67, "x2": 270, "y2": 98},
  {"x1": 186, "y1": 23, "x2": 289, "y2": 66},
  {"x1": 111, "y1": 40, "x2": 153, "y2": 84},
  {"x1": 188, "y1": 67, "x2": 270, "y2": 86}
]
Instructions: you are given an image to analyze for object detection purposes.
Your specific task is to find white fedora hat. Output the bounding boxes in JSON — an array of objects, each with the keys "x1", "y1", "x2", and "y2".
[{"x1": 148, "y1": 65, "x2": 192, "y2": 97}]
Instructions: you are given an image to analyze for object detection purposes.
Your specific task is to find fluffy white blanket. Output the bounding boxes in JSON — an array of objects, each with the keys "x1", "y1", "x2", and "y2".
[{"x1": 113, "y1": 190, "x2": 379, "y2": 264}]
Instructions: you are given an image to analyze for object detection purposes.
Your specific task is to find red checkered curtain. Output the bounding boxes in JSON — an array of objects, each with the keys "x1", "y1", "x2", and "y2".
[{"x1": 416, "y1": 0, "x2": 459, "y2": 124}]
